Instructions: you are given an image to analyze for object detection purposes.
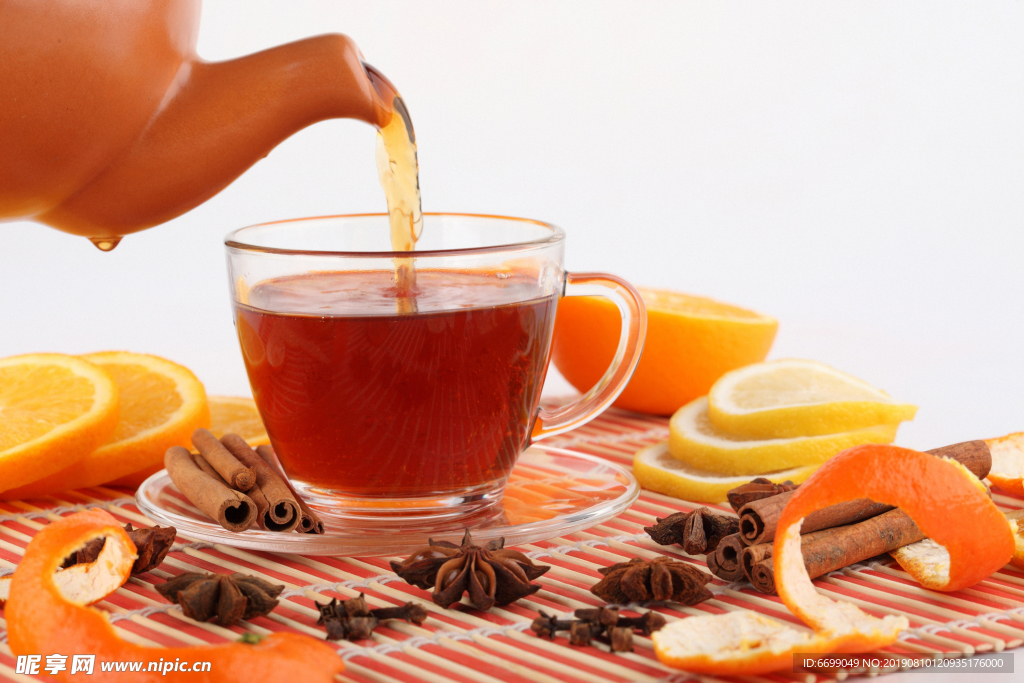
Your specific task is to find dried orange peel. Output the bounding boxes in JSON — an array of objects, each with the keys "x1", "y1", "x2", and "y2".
[
  {"x1": 1006, "y1": 510, "x2": 1024, "y2": 570},
  {"x1": 7, "y1": 509, "x2": 344, "y2": 682},
  {"x1": 0, "y1": 528, "x2": 135, "y2": 606},
  {"x1": 984, "y1": 431, "x2": 1024, "y2": 496},
  {"x1": 653, "y1": 444, "x2": 1014, "y2": 675}
]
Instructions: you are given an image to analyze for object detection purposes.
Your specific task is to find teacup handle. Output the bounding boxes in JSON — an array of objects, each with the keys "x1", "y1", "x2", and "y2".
[{"x1": 532, "y1": 272, "x2": 647, "y2": 441}]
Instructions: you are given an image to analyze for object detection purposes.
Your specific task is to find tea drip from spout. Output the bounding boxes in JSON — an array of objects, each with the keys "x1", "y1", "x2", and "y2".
[{"x1": 88, "y1": 236, "x2": 123, "y2": 252}]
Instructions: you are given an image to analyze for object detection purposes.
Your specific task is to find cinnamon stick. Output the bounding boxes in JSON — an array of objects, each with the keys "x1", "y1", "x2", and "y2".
[
  {"x1": 191, "y1": 428, "x2": 255, "y2": 491},
  {"x1": 192, "y1": 452, "x2": 229, "y2": 486},
  {"x1": 255, "y1": 445, "x2": 325, "y2": 534},
  {"x1": 191, "y1": 452, "x2": 278, "y2": 532},
  {"x1": 743, "y1": 508, "x2": 925, "y2": 594},
  {"x1": 740, "y1": 526, "x2": 836, "y2": 592},
  {"x1": 737, "y1": 440, "x2": 990, "y2": 545},
  {"x1": 164, "y1": 446, "x2": 257, "y2": 532},
  {"x1": 726, "y1": 478, "x2": 798, "y2": 512},
  {"x1": 705, "y1": 533, "x2": 745, "y2": 582},
  {"x1": 219, "y1": 434, "x2": 300, "y2": 533}
]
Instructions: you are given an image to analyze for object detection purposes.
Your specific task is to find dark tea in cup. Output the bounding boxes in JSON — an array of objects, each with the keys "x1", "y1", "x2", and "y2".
[{"x1": 236, "y1": 269, "x2": 557, "y2": 497}]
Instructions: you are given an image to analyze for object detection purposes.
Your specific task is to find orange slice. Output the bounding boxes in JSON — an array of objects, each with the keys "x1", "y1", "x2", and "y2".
[
  {"x1": 0, "y1": 354, "x2": 119, "y2": 493},
  {"x1": 984, "y1": 431, "x2": 1024, "y2": 496},
  {"x1": 4, "y1": 352, "x2": 209, "y2": 498},
  {"x1": 109, "y1": 394, "x2": 267, "y2": 489},
  {"x1": 206, "y1": 395, "x2": 270, "y2": 445},
  {"x1": 653, "y1": 444, "x2": 1014, "y2": 675}
]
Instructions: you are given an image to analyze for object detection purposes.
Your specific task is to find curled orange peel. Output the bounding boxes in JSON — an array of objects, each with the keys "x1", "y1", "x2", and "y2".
[
  {"x1": 653, "y1": 444, "x2": 1015, "y2": 675},
  {"x1": 7, "y1": 509, "x2": 344, "y2": 682},
  {"x1": 985, "y1": 432, "x2": 1024, "y2": 497},
  {"x1": 1006, "y1": 510, "x2": 1024, "y2": 570},
  {"x1": 0, "y1": 524, "x2": 135, "y2": 606}
]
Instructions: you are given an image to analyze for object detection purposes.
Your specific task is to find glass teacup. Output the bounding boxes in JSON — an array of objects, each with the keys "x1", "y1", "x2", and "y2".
[{"x1": 225, "y1": 214, "x2": 645, "y2": 520}]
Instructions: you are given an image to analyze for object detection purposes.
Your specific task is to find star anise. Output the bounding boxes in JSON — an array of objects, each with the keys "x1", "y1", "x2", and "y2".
[
  {"x1": 726, "y1": 478, "x2": 798, "y2": 511},
  {"x1": 63, "y1": 522, "x2": 176, "y2": 574},
  {"x1": 645, "y1": 508, "x2": 739, "y2": 555},
  {"x1": 155, "y1": 572, "x2": 284, "y2": 626},
  {"x1": 390, "y1": 530, "x2": 550, "y2": 610},
  {"x1": 590, "y1": 556, "x2": 713, "y2": 605}
]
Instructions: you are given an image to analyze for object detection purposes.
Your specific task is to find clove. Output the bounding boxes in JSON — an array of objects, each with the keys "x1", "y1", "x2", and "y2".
[
  {"x1": 614, "y1": 611, "x2": 667, "y2": 636},
  {"x1": 608, "y1": 626, "x2": 634, "y2": 653},
  {"x1": 573, "y1": 606, "x2": 620, "y2": 630},
  {"x1": 317, "y1": 594, "x2": 429, "y2": 641},
  {"x1": 531, "y1": 607, "x2": 666, "y2": 653},
  {"x1": 530, "y1": 612, "x2": 576, "y2": 639},
  {"x1": 370, "y1": 602, "x2": 428, "y2": 625},
  {"x1": 568, "y1": 620, "x2": 594, "y2": 647}
]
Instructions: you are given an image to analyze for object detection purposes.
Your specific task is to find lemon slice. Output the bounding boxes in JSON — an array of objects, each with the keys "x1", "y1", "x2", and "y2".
[
  {"x1": 633, "y1": 441, "x2": 818, "y2": 503},
  {"x1": 707, "y1": 359, "x2": 917, "y2": 438},
  {"x1": 670, "y1": 397, "x2": 899, "y2": 476}
]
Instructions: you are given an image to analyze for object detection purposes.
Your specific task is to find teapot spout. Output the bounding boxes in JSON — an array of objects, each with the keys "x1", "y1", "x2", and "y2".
[{"x1": 39, "y1": 34, "x2": 393, "y2": 238}]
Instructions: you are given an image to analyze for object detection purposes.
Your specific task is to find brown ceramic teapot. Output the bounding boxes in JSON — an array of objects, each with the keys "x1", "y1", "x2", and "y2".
[{"x1": 0, "y1": 0, "x2": 396, "y2": 247}]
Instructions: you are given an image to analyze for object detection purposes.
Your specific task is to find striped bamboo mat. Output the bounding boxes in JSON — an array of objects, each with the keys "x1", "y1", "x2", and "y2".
[{"x1": 1, "y1": 408, "x2": 1023, "y2": 682}]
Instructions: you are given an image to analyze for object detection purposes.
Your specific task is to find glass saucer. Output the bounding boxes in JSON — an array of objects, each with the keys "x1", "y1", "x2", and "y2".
[{"x1": 135, "y1": 444, "x2": 639, "y2": 556}]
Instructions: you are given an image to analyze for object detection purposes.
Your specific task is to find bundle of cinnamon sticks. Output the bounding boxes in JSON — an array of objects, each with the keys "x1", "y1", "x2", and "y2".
[
  {"x1": 701, "y1": 440, "x2": 991, "y2": 593},
  {"x1": 165, "y1": 429, "x2": 325, "y2": 534}
]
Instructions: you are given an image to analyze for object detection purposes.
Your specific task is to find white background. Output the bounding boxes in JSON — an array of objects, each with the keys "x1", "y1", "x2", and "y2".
[{"x1": 1, "y1": 2, "x2": 1022, "y2": 679}]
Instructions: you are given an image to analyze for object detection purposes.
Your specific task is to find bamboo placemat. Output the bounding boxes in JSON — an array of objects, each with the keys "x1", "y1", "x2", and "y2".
[{"x1": 1, "y1": 408, "x2": 1023, "y2": 682}]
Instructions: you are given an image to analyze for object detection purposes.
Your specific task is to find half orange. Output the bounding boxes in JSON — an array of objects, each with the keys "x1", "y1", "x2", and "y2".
[{"x1": 552, "y1": 289, "x2": 777, "y2": 416}]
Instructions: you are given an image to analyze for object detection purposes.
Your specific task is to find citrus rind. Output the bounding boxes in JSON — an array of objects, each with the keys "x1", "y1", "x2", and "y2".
[
  {"x1": 654, "y1": 443, "x2": 1012, "y2": 675},
  {"x1": 985, "y1": 432, "x2": 1024, "y2": 497},
  {"x1": 1006, "y1": 512, "x2": 1024, "y2": 570},
  {"x1": 777, "y1": 445, "x2": 1013, "y2": 606}
]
